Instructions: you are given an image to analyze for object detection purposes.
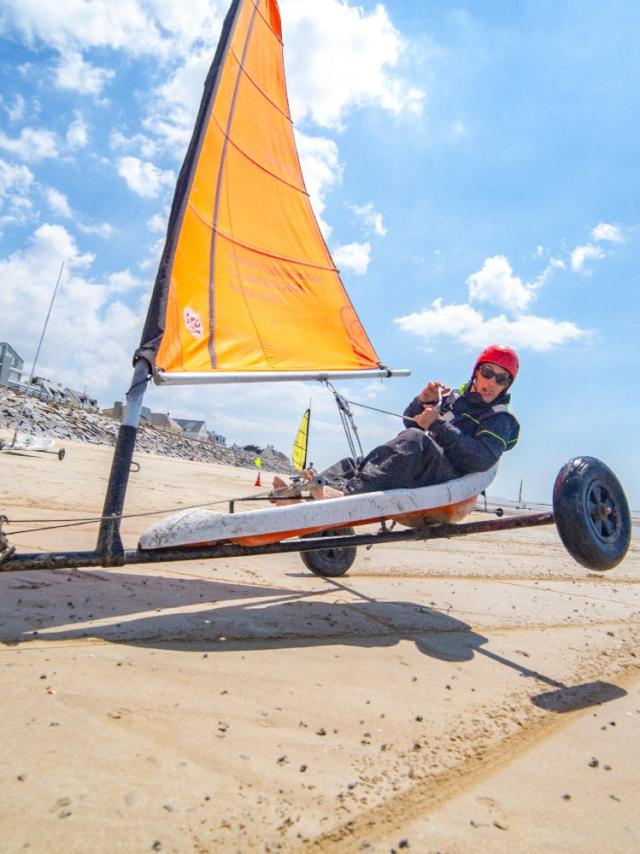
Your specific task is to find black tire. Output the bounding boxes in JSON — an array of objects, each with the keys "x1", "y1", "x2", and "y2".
[
  {"x1": 495, "y1": 507, "x2": 504, "y2": 518},
  {"x1": 300, "y1": 527, "x2": 357, "y2": 577},
  {"x1": 58, "y1": 448, "x2": 66, "y2": 461},
  {"x1": 553, "y1": 457, "x2": 631, "y2": 571}
]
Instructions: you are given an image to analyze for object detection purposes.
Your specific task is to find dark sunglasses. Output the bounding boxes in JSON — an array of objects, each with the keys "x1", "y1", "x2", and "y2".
[{"x1": 478, "y1": 365, "x2": 511, "y2": 386}]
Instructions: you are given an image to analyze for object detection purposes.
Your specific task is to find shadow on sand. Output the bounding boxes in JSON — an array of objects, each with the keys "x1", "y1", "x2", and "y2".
[{"x1": 0, "y1": 567, "x2": 626, "y2": 713}]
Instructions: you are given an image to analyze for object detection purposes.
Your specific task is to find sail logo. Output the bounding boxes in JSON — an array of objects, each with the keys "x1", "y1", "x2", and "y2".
[{"x1": 183, "y1": 307, "x2": 204, "y2": 339}]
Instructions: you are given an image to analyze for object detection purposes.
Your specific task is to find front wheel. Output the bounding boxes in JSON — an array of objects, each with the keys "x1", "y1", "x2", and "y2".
[
  {"x1": 300, "y1": 527, "x2": 357, "y2": 577},
  {"x1": 553, "y1": 457, "x2": 630, "y2": 571}
]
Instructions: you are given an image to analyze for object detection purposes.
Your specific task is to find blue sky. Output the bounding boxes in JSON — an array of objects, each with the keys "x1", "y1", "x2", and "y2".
[{"x1": 0, "y1": 0, "x2": 638, "y2": 508}]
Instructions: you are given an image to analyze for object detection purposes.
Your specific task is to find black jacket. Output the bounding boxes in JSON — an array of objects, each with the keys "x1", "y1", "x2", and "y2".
[{"x1": 403, "y1": 387, "x2": 520, "y2": 475}]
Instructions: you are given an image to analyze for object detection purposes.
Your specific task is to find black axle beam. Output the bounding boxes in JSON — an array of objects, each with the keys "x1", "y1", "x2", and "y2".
[{"x1": 0, "y1": 511, "x2": 554, "y2": 573}]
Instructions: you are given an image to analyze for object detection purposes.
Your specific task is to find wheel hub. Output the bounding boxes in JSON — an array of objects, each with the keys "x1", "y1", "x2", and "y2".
[{"x1": 587, "y1": 480, "x2": 618, "y2": 541}]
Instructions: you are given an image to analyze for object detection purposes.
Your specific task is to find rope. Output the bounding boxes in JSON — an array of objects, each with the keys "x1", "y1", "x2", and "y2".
[
  {"x1": 342, "y1": 399, "x2": 421, "y2": 423},
  {"x1": 2, "y1": 479, "x2": 318, "y2": 536},
  {"x1": 4, "y1": 492, "x2": 280, "y2": 535}
]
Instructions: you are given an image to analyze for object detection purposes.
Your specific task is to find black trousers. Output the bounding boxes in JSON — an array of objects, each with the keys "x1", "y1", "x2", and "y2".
[{"x1": 319, "y1": 427, "x2": 459, "y2": 495}]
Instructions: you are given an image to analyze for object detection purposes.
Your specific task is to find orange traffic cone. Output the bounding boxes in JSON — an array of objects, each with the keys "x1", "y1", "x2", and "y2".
[{"x1": 254, "y1": 472, "x2": 261, "y2": 487}]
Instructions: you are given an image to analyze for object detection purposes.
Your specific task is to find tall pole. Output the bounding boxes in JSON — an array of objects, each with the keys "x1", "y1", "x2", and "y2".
[
  {"x1": 12, "y1": 261, "x2": 65, "y2": 446},
  {"x1": 96, "y1": 358, "x2": 151, "y2": 564}
]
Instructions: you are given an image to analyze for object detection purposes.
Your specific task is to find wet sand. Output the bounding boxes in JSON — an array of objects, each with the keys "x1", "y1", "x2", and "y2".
[{"x1": 1, "y1": 436, "x2": 639, "y2": 853}]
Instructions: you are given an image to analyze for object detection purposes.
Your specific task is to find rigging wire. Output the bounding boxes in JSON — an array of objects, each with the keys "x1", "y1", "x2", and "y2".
[
  {"x1": 2, "y1": 487, "x2": 307, "y2": 535},
  {"x1": 322, "y1": 379, "x2": 365, "y2": 463}
]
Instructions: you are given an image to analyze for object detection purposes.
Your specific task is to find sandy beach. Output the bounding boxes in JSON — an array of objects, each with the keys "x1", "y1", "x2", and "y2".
[{"x1": 1, "y1": 435, "x2": 638, "y2": 853}]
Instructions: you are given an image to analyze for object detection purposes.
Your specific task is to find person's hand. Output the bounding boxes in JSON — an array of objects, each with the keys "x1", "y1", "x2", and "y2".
[
  {"x1": 418, "y1": 381, "x2": 450, "y2": 403},
  {"x1": 413, "y1": 405, "x2": 441, "y2": 430}
]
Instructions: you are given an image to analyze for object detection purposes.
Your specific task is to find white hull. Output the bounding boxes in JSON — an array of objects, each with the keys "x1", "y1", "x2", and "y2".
[{"x1": 139, "y1": 467, "x2": 496, "y2": 550}]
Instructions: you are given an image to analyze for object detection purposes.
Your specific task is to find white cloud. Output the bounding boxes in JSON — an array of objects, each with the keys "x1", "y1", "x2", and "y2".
[
  {"x1": 395, "y1": 298, "x2": 586, "y2": 353},
  {"x1": 147, "y1": 213, "x2": 167, "y2": 234},
  {"x1": 534, "y1": 257, "x2": 565, "y2": 287},
  {"x1": 117, "y1": 156, "x2": 174, "y2": 198},
  {"x1": 110, "y1": 130, "x2": 157, "y2": 160},
  {"x1": 396, "y1": 251, "x2": 582, "y2": 353},
  {"x1": 0, "y1": 0, "x2": 166, "y2": 56},
  {"x1": 138, "y1": 236, "x2": 165, "y2": 272},
  {"x1": 139, "y1": 2, "x2": 423, "y2": 162},
  {"x1": 0, "y1": 157, "x2": 35, "y2": 229},
  {"x1": 142, "y1": 45, "x2": 219, "y2": 157},
  {"x1": 0, "y1": 0, "x2": 409, "y2": 141},
  {"x1": 569, "y1": 222, "x2": 626, "y2": 273},
  {"x1": 0, "y1": 157, "x2": 34, "y2": 197},
  {"x1": 54, "y1": 50, "x2": 115, "y2": 95},
  {"x1": 77, "y1": 221, "x2": 115, "y2": 238},
  {"x1": 0, "y1": 127, "x2": 58, "y2": 161},
  {"x1": 466, "y1": 255, "x2": 537, "y2": 313},
  {"x1": 106, "y1": 269, "x2": 143, "y2": 293},
  {"x1": 3, "y1": 94, "x2": 25, "y2": 123},
  {"x1": 145, "y1": 0, "x2": 224, "y2": 50},
  {"x1": 591, "y1": 222, "x2": 624, "y2": 243},
  {"x1": 351, "y1": 202, "x2": 387, "y2": 237},
  {"x1": 332, "y1": 241, "x2": 371, "y2": 276},
  {"x1": 571, "y1": 243, "x2": 605, "y2": 273},
  {"x1": 295, "y1": 131, "x2": 342, "y2": 237},
  {"x1": 45, "y1": 187, "x2": 72, "y2": 218},
  {"x1": 43, "y1": 185, "x2": 114, "y2": 238},
  {"x1": 66, "y1": 113, "x2": 88, "y2": 149},
  {"x1": 0, "y1": 224, "x2": 144, "y2": 396},
  {"x1": 0, "y1": 0, "x2": 227, "y2": 70},
  {"x1": 281, "y1": 0, "x2": 424, "y2": 129}
]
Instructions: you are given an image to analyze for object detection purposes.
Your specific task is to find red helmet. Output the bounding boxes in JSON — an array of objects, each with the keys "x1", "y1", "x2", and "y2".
[{"x1": 474, "y1": 344, "x2": 519, "y2": 380}]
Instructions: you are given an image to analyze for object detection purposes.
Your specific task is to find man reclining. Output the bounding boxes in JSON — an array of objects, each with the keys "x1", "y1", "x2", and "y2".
[{"x1": 273, "y1": 344, "x2": 520, "y2": 501}]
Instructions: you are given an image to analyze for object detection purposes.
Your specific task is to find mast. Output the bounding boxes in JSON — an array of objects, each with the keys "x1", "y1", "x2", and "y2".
[
  {"x1": 95, "y1": 0, "x2": 408, "y2": 563},
  {"x1": 11, "y1": 261, "x2": 65, "y2": 447},
  {"x1": 96, "y1": 359, "x2": 150, "y2": 563}
]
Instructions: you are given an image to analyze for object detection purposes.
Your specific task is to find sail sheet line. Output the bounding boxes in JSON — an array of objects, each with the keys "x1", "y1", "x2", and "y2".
[
  {"x1": 187, "y1": 207, "x2": 339, "y2": 273},
  {"x1": 229, "y1": 47, "x2": 291, "y2": 121},
  {"x1": 208, "y1": 111, "x2": 308, "y2": 195},
  {"x1": 208, "y1": 0, "x2": 261, "y2": 366}
]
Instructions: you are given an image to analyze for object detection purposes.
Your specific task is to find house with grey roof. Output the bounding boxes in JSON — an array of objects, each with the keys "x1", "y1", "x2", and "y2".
[
  {"x1": 207, "y1": 429, "x2": 227, "y2": 446},
  {"x1": 174, "y1": 418, "x2": 209, "y2": 441},
  {"x1": 150, "y1": 412, "x2": 182, "y2": 433},
  {"x1": 65, "y1": 388, "x2": 99, "y2": 410},
  {"x1": 30, "y1": 376, "x2": 68, "y2": 404},
  {"x1": 103, "y1": 402, "x2": 152, "y2": 423},
  {"x1": 0, "y1": 342, "x2": 24, "y2": 387}
]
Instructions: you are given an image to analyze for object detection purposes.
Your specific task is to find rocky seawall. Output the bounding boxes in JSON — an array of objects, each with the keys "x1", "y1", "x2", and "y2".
[{"x1": 0, "y1": 388, "x2": 296, "y2": 475}]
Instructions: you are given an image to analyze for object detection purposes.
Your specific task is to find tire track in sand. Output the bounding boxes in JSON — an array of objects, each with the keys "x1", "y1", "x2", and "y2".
[{"x1": 301, "y1": 664, "x2": 640, "y2": 853}]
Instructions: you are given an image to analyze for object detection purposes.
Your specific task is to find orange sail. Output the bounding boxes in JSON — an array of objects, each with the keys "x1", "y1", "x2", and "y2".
[{"x1": 136, "y1": 0, "x2": 387, "y2": 383}]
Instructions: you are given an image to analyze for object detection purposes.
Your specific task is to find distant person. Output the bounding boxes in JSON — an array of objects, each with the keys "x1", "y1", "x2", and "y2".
[{"x1": 273, "y1": 345, "x2": 520, "y2": 500}]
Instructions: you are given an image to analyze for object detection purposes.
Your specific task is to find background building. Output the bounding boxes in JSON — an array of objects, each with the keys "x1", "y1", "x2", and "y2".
[
  {"x1": 174, "y1": 418, "x2": 209, "y2": 442},
  {"x1": 0, "y1": 342, "x2": 24, "y2": 387}
]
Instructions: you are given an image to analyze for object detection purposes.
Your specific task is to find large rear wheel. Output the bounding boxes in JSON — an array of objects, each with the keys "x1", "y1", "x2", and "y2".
[
  {"x1": 300, "y1": 527, "x2": 357, "y2": 577},
  {"x1": 553, "y1": 457, "x2": 630, "y2": 571}
]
